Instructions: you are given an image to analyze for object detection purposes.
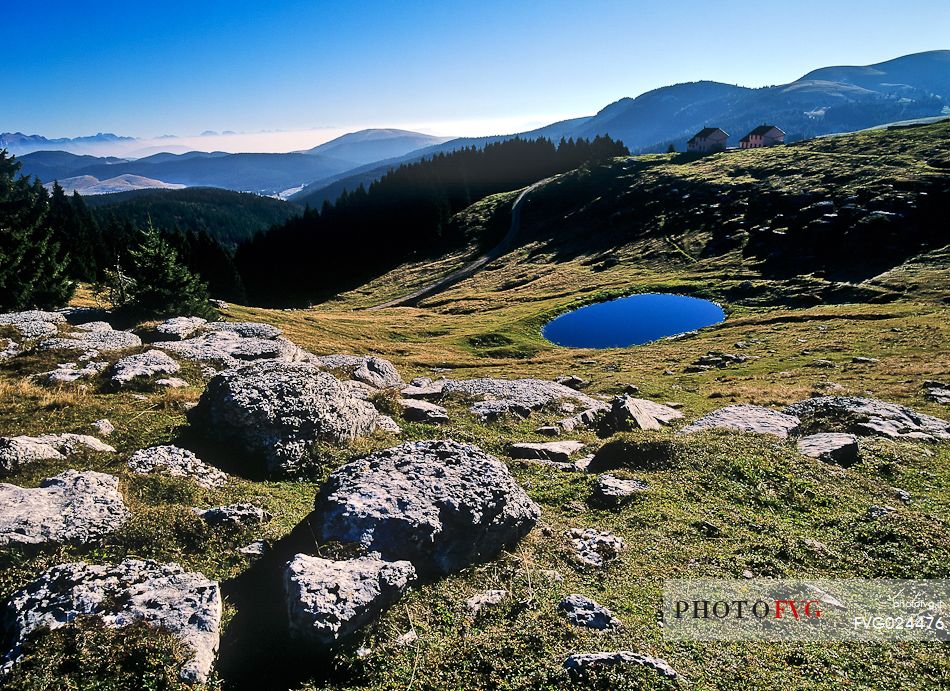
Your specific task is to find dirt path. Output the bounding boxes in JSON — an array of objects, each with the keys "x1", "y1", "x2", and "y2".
[{"x1": 367, "y1": 179, "x2": 548, "y2": 310}]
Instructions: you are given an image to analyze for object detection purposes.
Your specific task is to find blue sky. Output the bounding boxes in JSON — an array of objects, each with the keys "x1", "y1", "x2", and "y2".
[{"x1": 4, "y1": 0, "x2": 949, "y2": 146}]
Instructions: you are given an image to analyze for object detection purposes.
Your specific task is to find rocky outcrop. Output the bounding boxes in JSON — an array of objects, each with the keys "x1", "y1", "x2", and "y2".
[
  {"x1": 1, "y1": 559, "x2": 221, "y2": 683},
  {"x1": 314, "y1": 440, "x2": 540, "y2": 576},
  {"x1": 206, "y1": 321, "x2": 282, "y2": 339},
  {"x1": 558, "y1": 595, "x2": 621, "y2": 629},
  {"x1": 195, "y1": 503, "x2": 271, "y2": 527},
  {"x1": 156, "y1": 320, "x2": 308, "y2": 369},
  {"x1": 0, "y1": 311, "x2": 65, "y2": 340},
  {"x1": 188, "y1": 361, "x2": 383, "y2": 474},
  {"x1": 567, "y1": 528, "x2": 625, "y2": 567},
  {"x1": 0, "y1": 471, "x2": 128, "y2": 547},
  {"x1": 128, "y1": 445, "x2": 227, "y2": 489},
  {"x1": 40, "y1": 328, "x2": 141, "y2": 355},
  {"x1": 398, "y1": 399, "x2": 449, "y2": 424},
  {"x1": 602, "y1": 396, "x2": 684, "y2": 432},
  {"x1": 797, "y1": 433, "x2": 860, "y2": 465},
  {"x1": 682, "y1": 405, "x2": 801, "y2": 438},
  {"x1": 923, "y1": 381, "x2": 950, "y2": 405},
  {"x1": 465, "y1": 589, "x2": 507, "y2": 613},
  {"x1": 438, "y1": 378, "x2": 601, "y2": 420},
  {"x1": 285, "y1": 553, "x2": 415, "y2": 646},
  {"x1": 685, "y1": 351, "x2": 748, "y2": 372},
  {"x1": 311, "y1": 355, "x2": 403, "y2": 390},
  {"x1": 508, "y1": 441, "x2": 585, "y2": 463},
  {"x1": 589, "y1": 475, "x2": 648, "y2": 508},
  {"x1": 0, "y1": 434, "x2": 115, "y2": 474},
  {"x1": 108, "y1": 350, "x2": 181, "y2": 387},
  {"x1": 564, "y1": 651, "x2": 677, "y2": 680},
  {"x1": 152, "y1": 316, "x2": 207, "y2": 341},
  {"x1": 784, "y1": 396, "x2": 950, "y2": 441}
]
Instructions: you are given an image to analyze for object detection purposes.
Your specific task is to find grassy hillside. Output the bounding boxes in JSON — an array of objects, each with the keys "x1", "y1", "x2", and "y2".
[
  {"x1": 0, "y1": 123, "x2": 948, "y2": 689},
  {"x1": 85, "y1": 187, "x2": 302, "y2": 247}
]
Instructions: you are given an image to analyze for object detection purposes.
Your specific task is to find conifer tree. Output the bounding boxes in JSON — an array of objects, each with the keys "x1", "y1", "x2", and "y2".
[
  {"x1": 0, "y1": 151, "x2": 74, "y2": 311},
  {"x1": 126, "y1": 222, "x2": 216, "y2": 319}
]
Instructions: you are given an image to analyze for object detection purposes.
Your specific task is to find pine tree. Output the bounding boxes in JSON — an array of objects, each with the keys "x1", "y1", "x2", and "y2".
[
  {"x1": 126, "y1": 222, "x2": 216, "y2": 320},
  {"x1": 0, "y1": 151, "x2": 74, "y2": 311}
]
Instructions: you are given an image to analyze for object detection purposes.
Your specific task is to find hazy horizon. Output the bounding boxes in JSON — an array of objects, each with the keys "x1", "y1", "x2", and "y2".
[{"x1": 5, "y1": 0, "x2": 949, "y2": 156}]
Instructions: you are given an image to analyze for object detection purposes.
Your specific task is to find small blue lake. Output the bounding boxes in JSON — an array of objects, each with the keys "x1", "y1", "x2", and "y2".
[{"x1": 542, "y1": 293, "x2": 725, "y2": 348}]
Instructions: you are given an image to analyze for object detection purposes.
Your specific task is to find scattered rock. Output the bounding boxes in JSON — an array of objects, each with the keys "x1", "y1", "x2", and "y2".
[
  {"x1": 396, "y1": 630, "x2": 417, "y2": 646},
  {"x1": 210, "y1": 299, "x2": 229, "y2": 310},
  {"x1": 314, "y1": 440, "x2": 540, "y2": 576},
  {"x1": 784, "y1": 396, "x2": 950, "y2": 441},
  {"x1": 1, "y1": 559, "x2": 221, "y2": 683},
  {"x1": 556, "y1": 407, "x2": 606, "y2": 433},
  {"x1": 852, "y1": 356, "x2": 879, "y2": 364},
  {"x1": 682, "y1": 405, "x2": 801, "y2": 438},
  {"x1": 893, "y1": 488, "x2": 911, "y2": 503},
  {"x1": 0, "y1": 471, "x2": 128, "y2": 547},
  {"x1": 867, "y1": 505, "x2": 896, "y2": 519},
  {"x1": 375, "y1": 415, "x2": 402, "y2": 434},
  {"x1": 188, "y1": 361, "x2": 384, "y2": 475},
  {"x1": 195, "y1": 503, "x2": 271, "y2": 527},
  {"x1": 152, "y1": 316, "x2": 208, "y2": 341},
  {"x1": 239, "y1": 540, "x2": 268, "y2": 556},
  {"x1": 399, "y1": 380, "x2": 446, "y2": 399},
  {"x1": 603, "y1": 396, "x2": 683, "y2": 432},
  {"x1": 623, "y1": 384, "x2": 640, "y2": 395},
  {"x1": 555, "y1": 375, "x2": 590, "y2": 390},
  {"x1": 797, "y1": 433, "x2": 860, "y2": 466},
  {"x1": 923, "y1": 380, "x2": 950, "y2": 405},
  {"x1": 438, "y1": 378, "x2": 601, "y2": 421},
  {"x1": 808, "y1": 359, "x2": 836, "y2": 368},
  {"x1": 91, "y1": 419, "x2": 115, "y2": 436},
  {"x1": 564, "y1": 651, "x2": 677, "y2": 680},
  {"x1": 157, "y1": 327, "x2": 308, "y2": 368},
  {"x1": 74, "y1": 321, "x2": 113, "y2": 332},
  {"x1": 0, "y1": 434, "x2": 115, "y2": 474},
  {"x1": 108, "y1": 350, "x2": 181, "y2": 387},
  {"x1": 128, "y1": 445, "x2": 227, "y2": 489},
  {"x1": 285, "y1": 553, "x2": 415, "y2": 646},
  {"x1": 509, "y1": 441, "x2": 585, "y2": 463},
  {"x1": 465, "y1": 589, "x2": 507, "y2": 613},
  {"x1": 37, "y1": 360, "x2": 109, "y2": 384},
  {"x1": 398, "y1": 399, "x2": 449, "y2": 424},
  {"x1": 686, "y1": 351, "x2": 747, "y2": 371},
  {"x1": 535, "y1": 425, "x2": 561, "y2": 436},
  {"x1": 590, "y1": 475, "x2": 648, "y2": 508},
  {"x1": 311, "y1": 355, "x2": 404, "y2": 389},
  {"x1": 558, "y1": 595, "x2": 621, "y2": 630},
  {"x1": 40, "y1": 329, "x2": 142, "y2": 354},
  {"x1": 567, "y1": 528, "x2": 625, "y2": 567},
  {"x1": 207, "y1": 321, "x2": 282, "y2": 339}
]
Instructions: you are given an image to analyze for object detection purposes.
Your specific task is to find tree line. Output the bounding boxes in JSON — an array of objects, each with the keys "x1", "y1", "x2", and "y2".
[
  {"x1": 1, "y1": 135, "x2": 627, "y2": 314},
  {"x1": 235, "y1": 135, "x2": 628, "y2": 305}
]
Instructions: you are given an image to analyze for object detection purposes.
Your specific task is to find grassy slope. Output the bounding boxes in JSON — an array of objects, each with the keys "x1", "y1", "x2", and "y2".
[{"x1": 1, "y1": 124, "x2": 948, "y2": 690}]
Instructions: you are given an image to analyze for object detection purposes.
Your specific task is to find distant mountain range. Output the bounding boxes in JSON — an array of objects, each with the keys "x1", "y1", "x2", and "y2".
[
  {"x1": 0, "y1": 132, "x2": 134, "y2": 156},
  {"x1": 7, "y1": 50, "x2": 949, "y2": 202}
]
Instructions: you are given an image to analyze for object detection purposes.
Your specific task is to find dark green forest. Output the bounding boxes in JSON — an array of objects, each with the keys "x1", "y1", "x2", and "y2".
[
  {"x1": 84, "y1": 187, "x2": 301, "y2": 248},
  {"x1": 235, "y1": 136, "x2": 629, "y2": 305}
]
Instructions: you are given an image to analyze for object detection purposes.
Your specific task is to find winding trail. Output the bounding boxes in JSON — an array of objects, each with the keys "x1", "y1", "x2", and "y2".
[{"x1": 367, "y1": 178, "x2": 549, "y2": 310}]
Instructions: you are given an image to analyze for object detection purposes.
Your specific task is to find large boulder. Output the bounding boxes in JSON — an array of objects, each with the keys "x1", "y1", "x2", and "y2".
[
  {"x1": 438, "y1": 378, "x2": 602, "y2": 420},
  {"x1": 0, "y1": 433, "x2": 115, "y2": 474},
  {"x1": 313, "y1": 440, "x2": 540, "y2": 576},
  {"x1": 108, "y1": 350, "x2": 181, "y2": 387},
  {"x1": 128, "y1": 445, "x2": 227, "y2": 489},
  {"x1": 1, "y1": 559, "x2": 221, "y2": 683},
  {"x1": 157, "y1": 330, "x2": 306, "y2": 369},
  {"x1": 36, "y1": 361, "x2": 108, "y2": 384},
  {"x1": 797, "y1": 433, "x2": 860, "y2": 465},
  {"x1": 603, "y1": 396, "x2": 683, "y2": 432},
  {"x1": 206, "y1": 321, "x2": 282, "y2": 339},
  {"x1": 285, "y1": 553, "x2": 416, "y2": 646},
  {"x1": 681, "y1": 405, "x2": 800, "y2": 438},
  {"x1": 784, "y1": 396, "x2": 950, "y2": 441},
  {"x1": 0, "y1": 471, "x2": 128, "y2": 547},
  {"x1": 188, "y1": 361, "x2": 383, "y2": 474},
  {"x1": 312, "y1": 354, "x2": 404, "y2": 389}
]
